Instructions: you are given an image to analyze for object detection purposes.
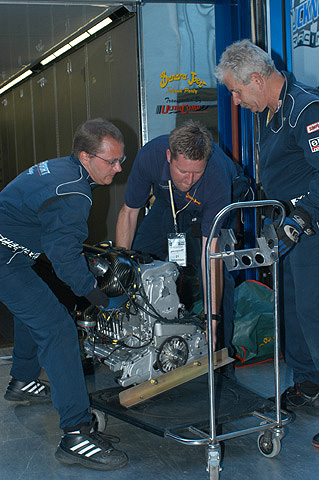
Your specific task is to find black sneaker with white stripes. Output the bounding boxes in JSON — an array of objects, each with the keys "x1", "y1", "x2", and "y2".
[
  {"x1": 55, "y1": 421, "x2": 128, "y2": 470},
  {"x1": 4, "y1": 377, "x2": 50, "y2": 403}
]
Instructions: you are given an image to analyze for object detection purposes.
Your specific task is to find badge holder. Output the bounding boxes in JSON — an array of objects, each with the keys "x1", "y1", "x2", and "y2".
[
  {"x1": 167, "y1": 232, "x2": 187, "y2": 266},
  {"x1": 167, "y1": 179, "x2": 188, "y2": 266}
]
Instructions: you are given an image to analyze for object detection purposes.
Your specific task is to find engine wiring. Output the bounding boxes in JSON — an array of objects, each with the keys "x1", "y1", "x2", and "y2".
[
  {"x1": 80, "y1": 245, "x2": 206, "y2": 333},
  {"x1": 75, "y1": 244, "x2": 208, "y2": 386},
  {"x1": 91, "y1": 245, "x2": 173, "y2": 322}
]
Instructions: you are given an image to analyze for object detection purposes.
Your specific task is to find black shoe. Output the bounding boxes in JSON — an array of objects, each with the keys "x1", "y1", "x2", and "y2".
[
  {"x1": 55, "y1": 422, "x2": 128, "y2": 470},
  {"x1": 4, "y1": 377, "x2": 51, "y2": 403},
  {"x1": 312, "y1": 433, "x2": 319, "y2": 448},
  {"x1": 281, "y1": 384, "x2": 319, "y2": 416}
]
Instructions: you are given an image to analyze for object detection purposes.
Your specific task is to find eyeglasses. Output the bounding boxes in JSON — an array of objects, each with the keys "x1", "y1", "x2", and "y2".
[{"x1": 89, "y1": 153, "x2": 126, "y2": 167}]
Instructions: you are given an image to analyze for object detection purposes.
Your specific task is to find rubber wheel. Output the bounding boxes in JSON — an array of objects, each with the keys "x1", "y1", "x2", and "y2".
[
  {"x1": 257, "y1": 432, "x2": 281, "y2": 458},
  {"x1": 91, "y1": 408, "x2": 107, "y2": 432},
  {"x1": 208, "y1": 464, "x2": 220, "y2": 480}
]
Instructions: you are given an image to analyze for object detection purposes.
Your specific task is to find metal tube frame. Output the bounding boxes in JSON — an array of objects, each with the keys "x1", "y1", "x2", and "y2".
[{"x1": 166, "y1": 199, "x2": 291, "y2": 479}]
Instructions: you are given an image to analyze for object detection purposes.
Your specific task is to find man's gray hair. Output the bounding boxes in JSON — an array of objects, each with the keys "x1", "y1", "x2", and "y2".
[{"x1": 215, "y1": 39, "x2": 276, "y2": 85}]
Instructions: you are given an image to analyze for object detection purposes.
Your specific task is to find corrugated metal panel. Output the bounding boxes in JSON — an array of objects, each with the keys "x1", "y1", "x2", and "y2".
[
  {"x1": 55, "y1": 49, "x2": 88, "y2": 156},
  {"x1": 13, "y1": 82, "x2": 35, "y2": 171},
  {"x1": 0, "y1": 91, "x2": 18, "y2": 186}
]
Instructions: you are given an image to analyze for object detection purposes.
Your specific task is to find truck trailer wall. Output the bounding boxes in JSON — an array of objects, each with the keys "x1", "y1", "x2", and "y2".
[{"x1": 0, "y1": 14, "x2": 140, "y2": 244}]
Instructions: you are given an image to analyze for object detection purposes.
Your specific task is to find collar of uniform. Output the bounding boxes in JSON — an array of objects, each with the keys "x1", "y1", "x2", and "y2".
[
  {"x1": 70, "y1": 154, "x2": 97, "y2": 187},
  {"x1": 268, "y1": 71, "x2": 289, "y2": 133}
]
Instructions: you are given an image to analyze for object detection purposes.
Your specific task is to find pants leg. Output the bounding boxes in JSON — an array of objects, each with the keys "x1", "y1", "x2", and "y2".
[
  {"x1": 220, "y1": 266, "x2": 235, "y2": 353},
  {"x1": 0, "y1": 263, "x2": 92, "y2": 429},
  {"x1": 11, "y1": 317, "x2": 41, "y2": 381},
  {"x1": 281, "y1": 232, "x2": 319, "y2": 384}
]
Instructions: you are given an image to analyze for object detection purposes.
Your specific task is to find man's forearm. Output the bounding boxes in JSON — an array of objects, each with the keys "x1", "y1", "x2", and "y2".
[{"x1": 115, "y1": 204, "x2": 140, "y2": 250}]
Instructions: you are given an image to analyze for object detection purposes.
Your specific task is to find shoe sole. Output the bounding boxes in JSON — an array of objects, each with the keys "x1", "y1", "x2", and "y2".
[
  {"x1": 4, "y1": 390, "x2": 51, "y2": 403},
  {"x1": 55, "y1": 447, "x2": 128, "y2": 471}
]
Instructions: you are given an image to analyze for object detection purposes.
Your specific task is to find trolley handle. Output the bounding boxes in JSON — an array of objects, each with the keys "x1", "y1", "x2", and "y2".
[
  {"x1": 206, "y1": 199, "x2": 285, "y2": 253},
  {"x1": 204, "y1": 199, "x2": 285, "y2": 447}
]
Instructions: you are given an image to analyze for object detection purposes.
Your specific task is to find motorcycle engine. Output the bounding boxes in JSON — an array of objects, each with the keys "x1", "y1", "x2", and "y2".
[{"x1": 76, "y1": 244, "x2": 207, "y2": 387}]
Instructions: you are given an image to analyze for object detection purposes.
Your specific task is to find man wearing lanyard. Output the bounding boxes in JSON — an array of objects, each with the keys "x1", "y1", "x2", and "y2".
[
  {"x1": 116, "y1": 120, "x2": 239, "y2": 351},
  {"x1": 214, "y1": 39, "x2": 319, "y2": 443}
]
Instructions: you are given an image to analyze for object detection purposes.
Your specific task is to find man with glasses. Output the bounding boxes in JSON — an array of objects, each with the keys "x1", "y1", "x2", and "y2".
[
  {"x1": 116, "y1": 120, "x2": 245, "y2": 352},
  {"x1": 0, "y1": 118, "x2": 128, "y2": 470}
]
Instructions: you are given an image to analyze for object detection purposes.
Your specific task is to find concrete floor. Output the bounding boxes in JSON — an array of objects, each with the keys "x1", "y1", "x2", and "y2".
[{"x1": 0, "y1": 349, "x2": 318, "y2": 480}]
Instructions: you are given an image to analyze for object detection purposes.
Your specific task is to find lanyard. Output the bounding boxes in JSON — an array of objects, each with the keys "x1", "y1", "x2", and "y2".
[{"x1": 168, "y1": 180, "x2": 198, "y2": 234}]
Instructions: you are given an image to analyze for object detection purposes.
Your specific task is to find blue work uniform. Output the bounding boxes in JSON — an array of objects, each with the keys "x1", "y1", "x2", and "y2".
[
  {"x1": 125, "y1": 135, "x2": 238, "y2": 350},
  {"x1": 257, "y1": 71, "x2": 319, "y2": 384},
  {"x1": 0, "y1": 155, "x2": 97, "y2": 428}
]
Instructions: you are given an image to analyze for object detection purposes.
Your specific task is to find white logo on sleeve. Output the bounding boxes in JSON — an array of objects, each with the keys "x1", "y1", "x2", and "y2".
[
  {"x1": 309, "y1": 137, "x2": 319, "y2": 153},
  {"x1": 306, "y1": 122, "x2": 319, "y2": 134}
]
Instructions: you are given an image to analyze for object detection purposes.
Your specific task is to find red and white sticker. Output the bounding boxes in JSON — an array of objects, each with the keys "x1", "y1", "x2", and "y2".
[
  {"x1": 309, "y1": 137, "x2": 319, "y2": 152},
  {"x1": 306, "y1": 121, "x2": 319, "y2": 134}
]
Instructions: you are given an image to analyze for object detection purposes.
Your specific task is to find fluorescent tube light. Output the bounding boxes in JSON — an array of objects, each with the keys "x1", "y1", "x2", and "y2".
[
  {"x1": 87, "y1": 17, "x2": 112, "y2": 35},
  {"x1": 69, "y1": 32, "x2": 90, "y2": 47},
  {"x1": 0, "y1": 15, "x2": 112, "y2": 95},
  {"x1": 40, "y1": 17, "x2": 112, "y2": 67},
  {"x1": 0, "y1": 69, "x2": 33, "y2": 95},
  {"x1": 40, "y1": 54, "x2": 56, "y2": 66},
  {"x1": 40, "y1": 44, "x2": 71, "y2": 66},
  {"x1": 0, "y1": 14, "x2": 113, "y2": 92},
  {"x1": 54, "y1": 44, "x2": 72, "y2": 58}
]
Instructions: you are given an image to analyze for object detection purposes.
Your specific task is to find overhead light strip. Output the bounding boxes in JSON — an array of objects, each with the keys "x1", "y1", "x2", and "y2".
[
  {"x1": 69, "y1": 32, "x2": 90, "y2": 47},
  {"x1": 87, "y1": 17, "x2": 112, "y2": 35},
  {"x1": 40, "y1": 17, "x2": 112, "y2": 66},
  {"x1": 0, "y1": 16, "x2": 113, "y2": 95},
  {"x1": 0, "y1": 69, "x2": 33, "y2": 95}
]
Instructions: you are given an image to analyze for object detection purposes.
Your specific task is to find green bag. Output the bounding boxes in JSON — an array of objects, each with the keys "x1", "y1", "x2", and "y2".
[{"x1": 232, "y1": 280, "x2": 275, "y2": 365}]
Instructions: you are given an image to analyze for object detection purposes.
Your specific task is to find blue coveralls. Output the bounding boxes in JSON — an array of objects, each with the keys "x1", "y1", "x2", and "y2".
[
  {"x1": 257, "y1": 71, "x2": 319, "y2": 384},
  {"x1": 125, "y1": 135, "x2": 238, "y2": 349},
  {"x1": 0, "y1": 155, "x2": 98, "y2": 428}
]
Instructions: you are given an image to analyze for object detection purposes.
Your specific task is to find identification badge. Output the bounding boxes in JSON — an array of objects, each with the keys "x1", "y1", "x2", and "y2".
[{"x1": 167, "y1": 233, "x2": 187, "y2": 266}]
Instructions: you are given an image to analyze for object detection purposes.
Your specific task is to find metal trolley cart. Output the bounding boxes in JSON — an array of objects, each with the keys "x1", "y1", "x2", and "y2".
[{"x1": 90, "y1": 199, "x2": 291, "y2": 480}]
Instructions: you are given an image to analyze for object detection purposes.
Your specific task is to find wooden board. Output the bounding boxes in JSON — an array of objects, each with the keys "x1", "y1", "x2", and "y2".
[{"x1": 119, "y1": 348, "x2": 233, "y2": 408}]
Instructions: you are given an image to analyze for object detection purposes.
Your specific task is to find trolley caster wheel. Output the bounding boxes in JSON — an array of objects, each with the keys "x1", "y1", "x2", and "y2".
[
  {"x1": 91, "y1": 408, "x2": 108, "y2": 432},
  {"x1": 208, "y1": 464, "x2": 222, "y2": 480},
  {"x1": 257, "y1": 431, "x2": 281, "y2": 458},
  {"x1": 207, "y1": 444, "x2": 222, "y2": 480}
]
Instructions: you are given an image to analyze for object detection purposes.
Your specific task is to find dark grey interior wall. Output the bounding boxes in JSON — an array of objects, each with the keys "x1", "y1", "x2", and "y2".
[{"x1": 0, "y1": 14, "x2": 140, "y2": 244}]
